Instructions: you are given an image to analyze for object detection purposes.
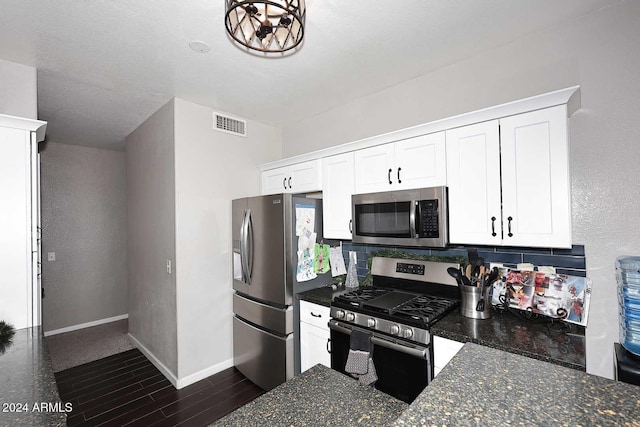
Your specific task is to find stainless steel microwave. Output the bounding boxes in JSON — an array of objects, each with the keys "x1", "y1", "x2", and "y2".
[{"x1": 351, "y1": 186, "x2": 449, "y2": 248}]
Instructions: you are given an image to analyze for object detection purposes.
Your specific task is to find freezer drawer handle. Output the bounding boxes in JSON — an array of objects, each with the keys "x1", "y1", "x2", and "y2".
[{"x1": 310, "y1": 312, "x2": 322, "y2": 318}]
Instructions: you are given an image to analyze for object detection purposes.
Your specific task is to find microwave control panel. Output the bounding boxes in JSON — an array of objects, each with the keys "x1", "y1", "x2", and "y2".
[{"x1": 417, "y1": 200, "x2": 439, "y2": 238}]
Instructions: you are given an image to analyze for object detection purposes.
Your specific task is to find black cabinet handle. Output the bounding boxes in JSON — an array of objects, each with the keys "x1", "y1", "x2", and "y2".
[
  {"x1": 283, "y1": 178, "x2": 287, "y2": 189},
  {"x1": 397, "y1": 167, "x2": 402, "y2": 184},
  {"x1": 388, "y1": 168, "x2": 393, "y2": 184},
  {"x1": 288, "y1": 177, "x2": 292, "y2": 189},
  {"x1": 349, "y1": 219, "x2": 353, "y2": 233},
  {"x1": 507, "y1": 216, "x2": 513, "y2": 237},
  {"x1": 491, "y1": 216, "x2": 497, "y2": 237},
  {"x1": 326, "y1": 338, "x2": 331, "y2": 354},
  {"x1": 310, "y1": 312, "x2": 322, "y2": 318}
]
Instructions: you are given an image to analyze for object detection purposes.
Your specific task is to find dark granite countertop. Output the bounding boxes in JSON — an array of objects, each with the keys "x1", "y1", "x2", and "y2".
[
  {"x1": 0, "y1": 327, "x2": 67, "y2": 426},
  {"x1": 212, "y1": 364, "x2": 407, "y2": 427},
  {"x1": 299, "y1": 286, "x2": 586, "y2": 370},
  {"x1": 394, "y1": 343, "x2": 640, "y2": 426},
  {"x1": 297, "y1": 285, "x2": 349, "y2": 307},
  {"x1": 433, "y1": 308, "x2": 586, "y2": 370}
]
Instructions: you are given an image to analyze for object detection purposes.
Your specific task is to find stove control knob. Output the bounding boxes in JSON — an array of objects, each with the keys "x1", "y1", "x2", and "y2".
[
  {"x1": 402, "y1": 328, "x2": 414, "y2": 339},
  {"x1": 389, "y1": 324, "x2": 400, "y2": 335},
  {"x1": 346, "y1": 312, "x2": 355, "y2": 322},
  {"x1": 367, "y1": 318, "x2": 376, "y2": 327},
  {"x1": 335, "y1": 310, "x2": 345, "y2": 319}
]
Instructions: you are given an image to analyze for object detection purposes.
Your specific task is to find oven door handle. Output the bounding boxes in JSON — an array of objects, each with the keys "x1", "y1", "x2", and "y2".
[{"x1": 328, "y1": 320, "x2": 428, "y2": 359}]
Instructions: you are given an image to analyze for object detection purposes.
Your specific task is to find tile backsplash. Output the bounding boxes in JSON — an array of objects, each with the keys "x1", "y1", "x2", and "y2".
[{"x1": 340, "y1": 242, "x2": 587, "y2": 282}]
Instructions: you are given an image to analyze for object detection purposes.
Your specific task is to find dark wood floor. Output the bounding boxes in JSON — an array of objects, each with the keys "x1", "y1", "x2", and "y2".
[{"x1": 55, "y1": 349, "x2": 264, "y2": 427}]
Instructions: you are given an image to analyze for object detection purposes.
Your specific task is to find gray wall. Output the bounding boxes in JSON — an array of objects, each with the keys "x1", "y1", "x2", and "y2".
[
  {"x1": 40, "y1": 142, "x2": 127, "y2": 332},
  {"x1": 0, "y1": 58, "x2": 37, "y2": 119},
  {"x1": 281, "y1": 1, "x2": 640, "y2": 379},
  {"x1": 173, "y1": 98, "x2": 281, "y2": 379},
  {"x1": 126, "y1": 99, "x2": 178, "y2": 376}
]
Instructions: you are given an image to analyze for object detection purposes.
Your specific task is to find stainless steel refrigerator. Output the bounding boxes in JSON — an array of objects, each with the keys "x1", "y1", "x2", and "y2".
[{"x1": 232, "y1": 193, "x2": 329, "y2": 391}]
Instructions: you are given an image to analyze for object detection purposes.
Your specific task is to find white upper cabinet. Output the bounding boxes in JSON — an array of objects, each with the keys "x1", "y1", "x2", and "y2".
[
  {"x1": 446, "y1": 120, "x2": 502, "y2": 246},
  {"x1": 321, "y1": 152, "x2": 355, "y2": 240},
  {"x1": 446, "y1": 105, "x2": 572, "y2": 248},
  {"x1": 354, "y1": 132, "x2": 446, "y2": 194},
  {"x1": 262, "y1": 159, "x2": 322, "y2": 195},
  {"x1": 499, "y1": 105, "x2": 571, "y2": 248},
  {"x1": 354, "y1": 143, "x2": 395, "y2": 194}
]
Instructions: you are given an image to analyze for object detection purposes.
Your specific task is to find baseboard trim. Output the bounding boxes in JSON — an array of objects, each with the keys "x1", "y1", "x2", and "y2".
[
  {"x1": 128, "y1": 333, "x2": 179, "y2": 388},
  {"x1": 44, "y1": 314, "x2": 129, "y2": 337},
  {"x1": 176, "y1": 357, "x2": 235, "y2": 389}
]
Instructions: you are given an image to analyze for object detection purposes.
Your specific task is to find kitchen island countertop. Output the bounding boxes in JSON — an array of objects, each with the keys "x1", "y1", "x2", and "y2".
[
  {"x1": 212, "y1": 364, "x2": 408, "y2": 427},
  {"x1": 394, "y1": 342, "x2": 640, "y2": 426},
  {"x1": 0, "y1": 327, "x2": 67, "y2": 427}
]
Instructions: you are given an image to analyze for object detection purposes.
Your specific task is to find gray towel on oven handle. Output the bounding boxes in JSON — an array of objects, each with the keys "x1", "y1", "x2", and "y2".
[
  {"x1": 345, "y1": 329, "x2": 374, "y2": 376},
  {"x1": 358, "y1": 357, "x2": 378, "y2": 386}
]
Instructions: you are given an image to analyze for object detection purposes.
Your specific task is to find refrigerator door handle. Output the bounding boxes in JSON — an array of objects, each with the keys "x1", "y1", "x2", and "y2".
[
  {"x1": 246, "y1": 208, "x2": 254, "y2": 283},
  {"x1": 241, "y1": 208, "x2": 252, "y2": 285}
]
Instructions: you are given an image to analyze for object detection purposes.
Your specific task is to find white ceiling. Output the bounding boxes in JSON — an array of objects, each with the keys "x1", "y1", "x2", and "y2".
[{"x1": 0, "y1": 0, "x2": 620, "y2": 151}]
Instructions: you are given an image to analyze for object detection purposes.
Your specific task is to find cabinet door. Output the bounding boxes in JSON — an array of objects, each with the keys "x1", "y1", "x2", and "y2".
[
  {"x1": 394, "y1": 132, "x2": 446, "y2": 190},
  {"x1": 0, "y1": 126, "x2": 32, "y2": 330},
  {"x1": 300, "y1": 321, "x2": 330, "y2": 372},
  {"x1": 499, "y1": 105, "x2": 571, "y2": 248},
  {"x1": 322, "y1": 153, "x2": 355, "y2": 240},
  {"x1": 354, "y1": 143, "x2": 395, "y2": 194},
  {"x1": 289, "y1": 159, "x2": 322, "y2": 193},
  {"x1": 262, "y1": 167, "x2": 288, "y2": 195},
  {"x1": 446, "y1": 120, "x2": 502, "y2": 245},
  {"x1": 433, "y1": 336, "x2": 464, "y2": 377}
]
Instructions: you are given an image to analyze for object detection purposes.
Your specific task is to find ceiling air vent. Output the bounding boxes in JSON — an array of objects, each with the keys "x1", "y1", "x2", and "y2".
[{"x1": 213, "y1": 112, "x2": 247, "y2": 137}]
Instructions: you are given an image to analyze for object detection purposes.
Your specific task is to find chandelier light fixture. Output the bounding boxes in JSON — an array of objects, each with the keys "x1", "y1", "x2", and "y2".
[{"x1": 225, "y1": 1, "x2": 306, "y2": 53}]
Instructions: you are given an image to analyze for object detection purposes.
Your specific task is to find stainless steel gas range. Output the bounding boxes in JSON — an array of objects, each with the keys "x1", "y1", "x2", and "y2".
[{"x1": 329, "y1": 257, "x2": 460, "y2": 403}]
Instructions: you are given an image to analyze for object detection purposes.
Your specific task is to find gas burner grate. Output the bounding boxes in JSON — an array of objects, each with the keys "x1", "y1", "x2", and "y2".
[
  {"x1": 334, "y1": 288, "x2": 392, "y2": 307},
  {"x1": 392, "y1": 296, "x2": 459, "y2": 326}
]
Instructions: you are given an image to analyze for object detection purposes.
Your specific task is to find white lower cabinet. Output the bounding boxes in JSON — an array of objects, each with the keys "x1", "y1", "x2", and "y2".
[
  {"x1": 433, "y1": 336, "x2": 464, "y2": 378},
  {"x1": 299, "y1": 301, "x2": 331, "y2": 372}
]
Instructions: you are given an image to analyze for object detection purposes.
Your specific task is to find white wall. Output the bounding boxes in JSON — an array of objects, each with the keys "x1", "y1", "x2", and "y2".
[
  {"x1": 282, "y1": 1, "x2": 640, "y2": 379},
  {"x1": 0, "y1": 58, "x2": 37, "y2": 119},
  {"x1": 126, "y1": 99, "x2": 178, "y2": 376},
  {"x1": 173, "y1": 98, "x2": 281, "y2": 381},
  {"x1": 40, "y1": 142, "x2": 127, "y2": 332}
]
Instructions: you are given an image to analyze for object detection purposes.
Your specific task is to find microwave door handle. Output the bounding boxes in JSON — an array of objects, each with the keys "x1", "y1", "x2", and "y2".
[{"x1": 410, "y1": 201, "x2": 418, "y2": 238}]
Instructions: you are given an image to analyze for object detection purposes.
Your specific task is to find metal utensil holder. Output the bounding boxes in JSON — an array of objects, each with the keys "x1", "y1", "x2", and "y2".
[{"x1": 460, "y1": 284, "x2": 492, "y2": 319}]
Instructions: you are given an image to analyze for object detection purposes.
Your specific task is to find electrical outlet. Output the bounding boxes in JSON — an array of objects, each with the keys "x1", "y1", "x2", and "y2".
[
  {"x1": 166, "y1": 259, "x2": 172, "y2": 274},
  {"x1": 47, "y1": 252, "x2": 56, "y2": 262}
]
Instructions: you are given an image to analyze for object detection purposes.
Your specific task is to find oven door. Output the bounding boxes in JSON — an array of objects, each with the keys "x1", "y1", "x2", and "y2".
[{"x1": 329, "y1": 320, "x2": 432, "y2": 403}]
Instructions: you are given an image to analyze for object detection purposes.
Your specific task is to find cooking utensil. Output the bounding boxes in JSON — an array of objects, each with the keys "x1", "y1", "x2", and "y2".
[
  {"x1": 476, "y1": 274, "x2": 486, "y2": 311},
  {"x1": 461, "y1": 266, "x2": 472, "y2": 286},
  {"x1": 447, "y1": 267, "x2": 464, "y2": 287}
]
